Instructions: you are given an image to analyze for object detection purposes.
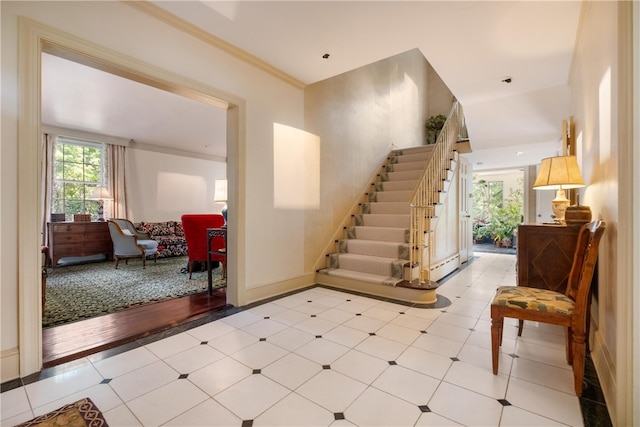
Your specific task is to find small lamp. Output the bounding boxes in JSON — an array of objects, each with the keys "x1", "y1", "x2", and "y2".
[
  {"x1": 89, "y1": 186, "x2": 113, "y2": 221},
  {"x1": 214, "y1": 179, "x2": 228, "y2": 227},
  {"x1": 533, "y1": 156, "x2": 585, "y2": 224}
]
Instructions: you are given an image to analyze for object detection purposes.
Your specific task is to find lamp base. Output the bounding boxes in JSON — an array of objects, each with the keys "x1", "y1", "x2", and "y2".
[
  {"x1": 551, "y1": 189, "x2": 570, "y2": 224},
  {"x1": 221, "y1": 204, "x2": 227, "y2": 228}
]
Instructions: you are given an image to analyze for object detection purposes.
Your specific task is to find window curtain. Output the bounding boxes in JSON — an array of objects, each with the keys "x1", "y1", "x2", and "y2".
[
  {"x1": 106, "y1": 144, "x2": 129, "y2": 219},
  {"x1": 41, "y1": 133, "x2": 56, "y2": 246}
]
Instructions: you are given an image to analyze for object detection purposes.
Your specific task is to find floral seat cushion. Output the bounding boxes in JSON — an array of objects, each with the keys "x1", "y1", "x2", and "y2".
[{"x1": 492, "y1": 286, "x2": 575, "y2": 316}]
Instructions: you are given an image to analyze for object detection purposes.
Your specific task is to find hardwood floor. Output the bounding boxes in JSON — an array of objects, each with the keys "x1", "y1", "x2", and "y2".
[{"x1": 42, "y1": 289, "x2": 228, "y2": 368}]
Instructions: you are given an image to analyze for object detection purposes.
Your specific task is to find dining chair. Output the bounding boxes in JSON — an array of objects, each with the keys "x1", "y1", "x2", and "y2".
[{"x1": 490, "y1": 220, "x2": 605, "y2": 396}]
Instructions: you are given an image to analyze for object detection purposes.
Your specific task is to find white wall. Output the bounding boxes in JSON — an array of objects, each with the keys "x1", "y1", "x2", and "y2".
[
  {"x1": 568, "y1": 2, "x2": 637, "y2": 424},
  {"x1": 127, "y1": 149, "x2": 226, "y2": 222},
  {"x1": 1, "y1": 0, "x2": 306, "y2": 380}
]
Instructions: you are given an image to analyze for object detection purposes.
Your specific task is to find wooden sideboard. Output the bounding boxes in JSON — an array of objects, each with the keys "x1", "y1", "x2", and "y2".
[
  {"x1": 516, "y1": 223, "x2": 581, "y2": 293},
  {"x1": 48, "y1": 221, "x2": 113, "y2": 267}
]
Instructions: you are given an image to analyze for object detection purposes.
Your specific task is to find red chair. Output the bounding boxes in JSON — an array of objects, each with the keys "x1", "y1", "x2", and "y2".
[{"x1": 181, "y1": 214, "x2": 226, "y2": 279}]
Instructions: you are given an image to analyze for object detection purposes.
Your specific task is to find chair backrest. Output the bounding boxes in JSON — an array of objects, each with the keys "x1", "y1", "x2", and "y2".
[
  {"x1": 107, "y1": 220, "x2": 143, "y2": 256},
  {"x1": 565, "y1": 220, "x2": 605, "y2": 332},
  {"x1": 110, "y1": 218, "x2": 137, "y2": 235},
  {"x1": 181, "y1": 214, "x2": 225, "y2": 262}
]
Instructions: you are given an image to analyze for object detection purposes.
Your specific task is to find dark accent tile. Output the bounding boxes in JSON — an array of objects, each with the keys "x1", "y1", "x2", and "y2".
[
  {"x1": 369, "y1": 332, "x2": 376, "y2": 336},
  {"x1": 264, "y1": 316, "x2": 270, "y2": 319},
  {"x1": 334, "y1": 413, "x2": 345, "y2": 420},
  {"x1": 200, "y1": 341, "x2": 208, "y2": 345},
  {"x1": 355, "y1": 313, "x2": 362, "y2": 316},
  {"x1": 420, "y1": 330, "x2": 427, "y2": 334},
  {"x1": 346, "y1": 299, "x2": 351, "y2": 302},
  {"x1": 497, "y1": 399, "x2": 511, "y2": 406},
  {"x1": 100, "y1": 378, "x2": 112, "y2": 384},
  {"x1": 252, "y1": 369, "x2": 261, "y2": 375},
  {"x1": 469, "y1": 328, "x2": 475, "y2": 331},
  {"x1": 311, "y1": 315, "x2": 317, "y2": 318},
  {"x1": 241, "y1": 420, "x2": 253, "y2": 427},
  {"x1": 441, "y1": 310, "x2": 447, "y2": 313},
  {"x1": 580, "y1": 399, "x2": 612, "y2": 427},
  {"x1": 178, "y1": 374, "x2": 189, "y2": 379},
  {"x1": 1, "y1": 378, "x2": 24, "y2": 393},
  {"x1": 388, "y1": 361, "x2": 397, "y2": 365},
  {"x1": 418, "y1": 405, "x2": 431, "y2": 413},
  {"x1": 315, "y1": 335, "x2": 322, "y2": 339},
  {"x1": 259, "y1": 338, "x2": 266, "y2": 342},
  {"x1": 450, "y1": 357, "x2": 460, "y2": 362},
  {"x1": 509, "y1": 353, "x2": 519, "y2": 358},
  {"x1": 322, "y1": 365, "x2": 331, "y2": 370},
  {"x1": 399, "y1": 312, "x2": 405, "y2": 315},
  {"x1": 307, "y1": 300, "x2": 312, "y2": 303}
]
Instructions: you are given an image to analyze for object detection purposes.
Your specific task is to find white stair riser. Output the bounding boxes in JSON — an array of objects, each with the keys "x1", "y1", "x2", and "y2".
[
  {"x1": 356, "y1": 214, "x2": 409, "y2": 228},
  {"x1": 363, "y1": 202, "x2": 410, "y2": 215},
  {"x1": 348, "y1": 226, "x2": 408, "y2": 243}
]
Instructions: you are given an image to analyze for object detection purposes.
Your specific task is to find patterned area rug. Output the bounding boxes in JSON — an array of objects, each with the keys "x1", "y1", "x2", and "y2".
[
  {"x1": 15, "y1": 397, "x2": 108, "y2": 427},
  {"x1": 44, "y1": 256, "x2": 225, "y2": 328}
]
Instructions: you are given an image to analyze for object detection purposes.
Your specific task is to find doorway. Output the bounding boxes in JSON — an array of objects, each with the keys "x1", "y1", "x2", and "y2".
[{"x1": 18, "y1": 19, "x2": 243, "y2": 376}]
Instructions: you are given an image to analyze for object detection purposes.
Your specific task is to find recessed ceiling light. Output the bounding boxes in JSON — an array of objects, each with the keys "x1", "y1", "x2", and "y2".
[
  {"x1": 516, "y1": 151, "x2": 523, "y2": 156},
  {"x1": 322, "y1": 53, "x2": 330, "y2": 59}
]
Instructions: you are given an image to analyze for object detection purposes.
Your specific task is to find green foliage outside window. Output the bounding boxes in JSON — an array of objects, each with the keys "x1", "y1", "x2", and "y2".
[
  {"x1": 472, "y1": 176, "x2": 523, "y2": 246},
  {"x1": 52, "y1": 139, "x2": 104, "y2": 221}
]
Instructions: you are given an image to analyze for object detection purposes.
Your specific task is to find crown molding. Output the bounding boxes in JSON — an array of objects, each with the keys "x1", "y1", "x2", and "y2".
[{"x1": 123, "y1": 1, "x2": 306, "y2": 90}]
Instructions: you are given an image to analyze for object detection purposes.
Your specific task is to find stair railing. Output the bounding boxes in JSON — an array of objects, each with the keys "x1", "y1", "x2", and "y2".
[{"x1": 409, "y1": 101, "x2": 463, "y2": 284}]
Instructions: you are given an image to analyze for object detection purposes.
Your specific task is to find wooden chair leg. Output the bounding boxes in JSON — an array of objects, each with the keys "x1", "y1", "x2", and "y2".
[
  {"x1": 114, "y1": 258, "x2": 120, "y2": 269},
  {"x1": 565, "y1": 327, "x2": 574, "y2": 364},
  {"x1": 188, "y1": 261, "x2": 193, "y2": 279},
  {"x1": 142, "y1": 256, "x2": 146, "y2": 269},
  {"x1": 491, "y1": 314, "x2": 504, "y2": 374},
  {"x1": 518, "y1": 319, "x2": 524, "y2": 336},
  {"x1": 572, "y1": 331, "x2": 586, "y2": 396}
]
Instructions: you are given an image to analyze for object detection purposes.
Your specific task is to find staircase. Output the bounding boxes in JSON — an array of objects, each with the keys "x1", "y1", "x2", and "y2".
[
  {"x1": 317, "y1": 145, "x2": 444, "y2": 302},
  {"x1": 316, "y1": 102, "x2": 465, "y2": 304}
]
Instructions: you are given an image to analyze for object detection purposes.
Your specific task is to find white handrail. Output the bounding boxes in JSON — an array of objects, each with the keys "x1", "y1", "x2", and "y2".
[{"x1": 409, "y1": 101, "x2": 463, "y2": 284}]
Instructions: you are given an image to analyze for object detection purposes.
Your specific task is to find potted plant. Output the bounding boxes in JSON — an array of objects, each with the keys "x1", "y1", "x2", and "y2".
[{"x1": 426, "y1": 114, "x2": 447, "y2": 144}]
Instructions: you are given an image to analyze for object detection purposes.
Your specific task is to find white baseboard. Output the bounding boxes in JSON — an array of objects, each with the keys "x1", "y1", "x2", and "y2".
[
  {"x1": 591, "y1": 330, "x2": 616, "y2": 425},
  {"x1": 1, "y1": 347, "x2": 20, "y2": 383},
  {"x1": 429, "y1": 254, "x2": 460, "y2": 282},
  {"x1": 244, "y1": 273, "x2": 316, "y2": 306}
]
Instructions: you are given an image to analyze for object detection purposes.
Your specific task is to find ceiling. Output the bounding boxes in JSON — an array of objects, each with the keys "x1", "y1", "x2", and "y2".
[{"x1": 41, "y1": 1, "x2": 583, "y2": 171}]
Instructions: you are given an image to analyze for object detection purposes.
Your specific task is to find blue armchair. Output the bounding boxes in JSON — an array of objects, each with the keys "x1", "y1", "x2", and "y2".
[{"x1": 107, "y1": 219, "x2": 159, "y2": 268}]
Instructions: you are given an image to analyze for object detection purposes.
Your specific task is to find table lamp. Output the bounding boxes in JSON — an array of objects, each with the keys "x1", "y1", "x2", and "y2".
[
  {"x1": 533, "y1": 155, "x2": 585, "y2": 224},
  {"x1": 89, "y1": 186, "x2": 113, "y2": 221},
  {"x1": 214, "y1": 179, "x2": 228, "y2": 227}
]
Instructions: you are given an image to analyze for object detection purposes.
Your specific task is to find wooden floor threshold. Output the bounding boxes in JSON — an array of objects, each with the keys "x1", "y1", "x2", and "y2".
[{"x1": 42, "y1": 290, "x2": 228, "y2": 368}]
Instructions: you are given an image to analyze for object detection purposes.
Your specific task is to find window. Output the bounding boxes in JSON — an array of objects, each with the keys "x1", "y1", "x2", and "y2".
[{"x1": 52, "y1": 137, "x2": 105, "y2": 221}]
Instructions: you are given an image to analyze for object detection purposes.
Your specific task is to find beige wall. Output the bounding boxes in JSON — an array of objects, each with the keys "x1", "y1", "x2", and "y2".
[
  {"x1": 569, "y1": 2, "x2": 638, "y2": 424},
  {"x1": 303, "y1": 49, "x2": 454, "y2": 271}
]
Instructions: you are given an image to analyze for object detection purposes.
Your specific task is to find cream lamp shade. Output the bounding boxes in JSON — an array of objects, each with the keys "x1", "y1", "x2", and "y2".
[
  {"x1": 533, "y1": 156, "x2": 585, "y2": 223},
  {"x1": 213, "y1": 179, "x2": 228, "y2": 202},
  {"x1": 214, "y1": 179, "x2": 228, "y2": 226},
  {"x1": 88, "y1": 186, "x2": 113, "y2": 221}
]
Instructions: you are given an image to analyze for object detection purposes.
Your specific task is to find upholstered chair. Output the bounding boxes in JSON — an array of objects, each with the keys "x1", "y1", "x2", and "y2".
[
  {"x1": 491, "y1": 220, "x2": 605, "y2": 396},
  {"x1": 181, "y1": 214, "x2": 226, "y2": 279},
  {"x1": 107, "y1": 219, "x2": 159, "y2": 268}
]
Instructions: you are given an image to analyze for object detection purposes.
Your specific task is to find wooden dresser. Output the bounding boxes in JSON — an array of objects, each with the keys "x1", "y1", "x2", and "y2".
[
  {"x1": 48, "y1": 221, "x2": 113, "y2": 267},
  {"x1": 516, "y1": 223, "x2": 581, "y2": 293}
]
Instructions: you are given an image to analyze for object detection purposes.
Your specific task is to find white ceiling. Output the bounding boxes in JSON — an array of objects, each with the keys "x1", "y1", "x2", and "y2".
[{"x1": 41, "y1": 1, "x2": 583, "y2": 171}]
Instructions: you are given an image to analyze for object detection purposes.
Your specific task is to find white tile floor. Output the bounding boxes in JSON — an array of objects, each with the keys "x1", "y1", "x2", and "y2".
[{"x1": 1, "y1": 253, "x2": 587, "y2": 426}]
